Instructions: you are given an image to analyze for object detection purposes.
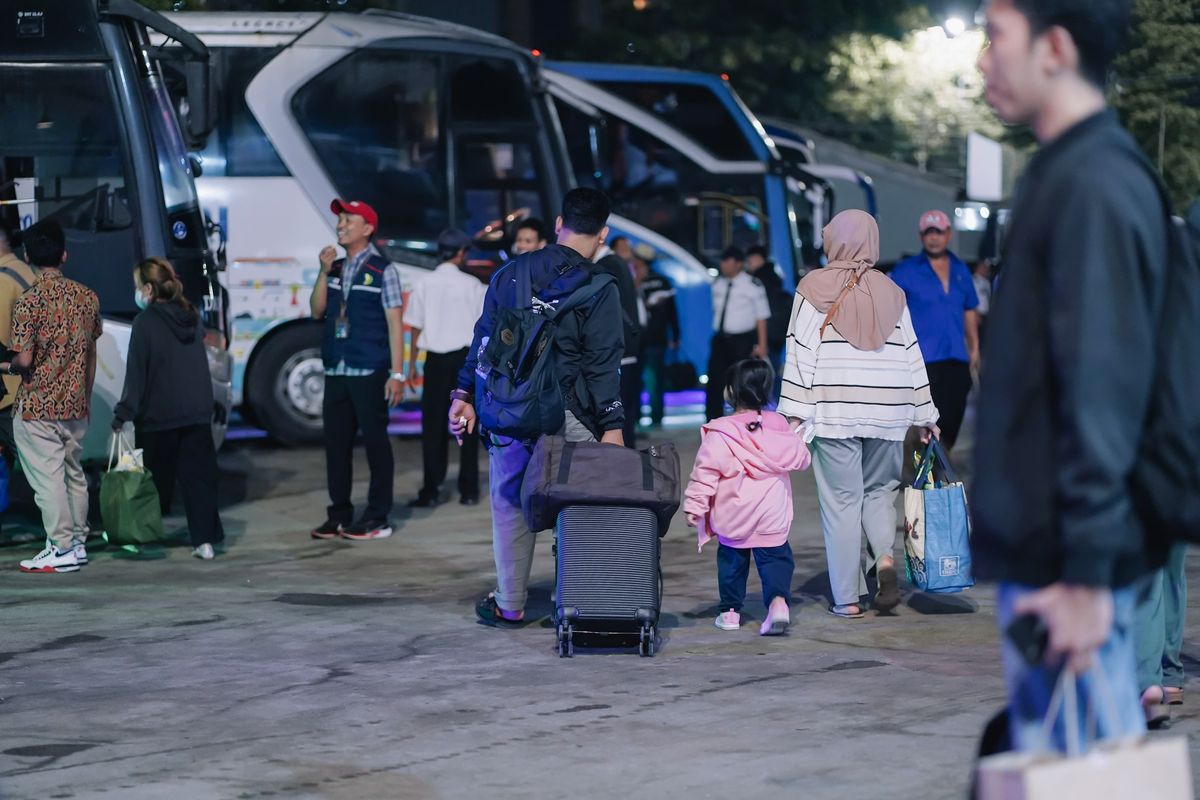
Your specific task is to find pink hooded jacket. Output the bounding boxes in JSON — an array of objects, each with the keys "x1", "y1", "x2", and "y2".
[{"x1": 684, "y1": 410, "x2": 811, "y2": 551}]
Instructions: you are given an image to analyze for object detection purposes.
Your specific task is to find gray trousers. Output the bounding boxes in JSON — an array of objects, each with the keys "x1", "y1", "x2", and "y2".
[
  {"x1": 810, "y1": 437, "x2": 903, "y2": 606},
  {"x1": 14, "y1": 417, "x2": 89, "y2": 550},
  {"x1": 489, "y1": 412, "x2": 595, "y2": 612},
  {"x1": 1135, "y1": 543, "x2": 1188, "y2": 691}
]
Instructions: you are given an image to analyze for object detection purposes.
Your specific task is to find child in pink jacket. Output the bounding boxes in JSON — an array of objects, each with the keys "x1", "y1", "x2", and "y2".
[{"x1": 685, "y1": 359, "x2": 811, "y2": 636}]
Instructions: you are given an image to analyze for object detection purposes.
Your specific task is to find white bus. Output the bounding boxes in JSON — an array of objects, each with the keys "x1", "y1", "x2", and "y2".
[{"x1": 166, "y1": 11, "x2": 710, "y2": 445}]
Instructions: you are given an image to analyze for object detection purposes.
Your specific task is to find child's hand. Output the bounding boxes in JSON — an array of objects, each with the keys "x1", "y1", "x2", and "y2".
[{"x1": 686, "y1": 513, "x2": 698, "y2": 528}]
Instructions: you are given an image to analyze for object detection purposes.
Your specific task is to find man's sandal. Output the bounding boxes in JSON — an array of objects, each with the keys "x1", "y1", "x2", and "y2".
[{"x1": 828, "y1": 604, "x2": 865, "y2": 619}]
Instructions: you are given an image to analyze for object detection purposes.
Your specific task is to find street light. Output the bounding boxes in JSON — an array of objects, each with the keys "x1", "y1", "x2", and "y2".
[{"x1": 944, "y1": 16, "x2": 967, "y2": 37}]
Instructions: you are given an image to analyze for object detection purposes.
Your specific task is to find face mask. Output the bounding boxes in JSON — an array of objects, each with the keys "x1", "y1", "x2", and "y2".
[{"x1": 135, "y1": 289, "x2": 149, "y2": 310}]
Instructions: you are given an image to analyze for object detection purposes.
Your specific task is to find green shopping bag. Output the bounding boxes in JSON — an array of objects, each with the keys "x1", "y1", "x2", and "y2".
[{"x1": 99, "y1": 434, "x2": 165, "y2": 546}]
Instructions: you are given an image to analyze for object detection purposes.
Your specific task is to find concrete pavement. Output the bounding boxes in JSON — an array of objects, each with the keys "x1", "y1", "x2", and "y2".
[{"x1": 0, "y1": 427, "x2": 1197, "y2": 799}]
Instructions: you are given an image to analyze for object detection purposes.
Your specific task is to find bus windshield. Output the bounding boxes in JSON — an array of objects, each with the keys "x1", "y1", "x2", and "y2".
[
  {"x1": 0, "y1": 63, "x2": 139, "y2": 306},
  {"x1": 145, "y1": 72, "x2": 207, "y2": 251}
]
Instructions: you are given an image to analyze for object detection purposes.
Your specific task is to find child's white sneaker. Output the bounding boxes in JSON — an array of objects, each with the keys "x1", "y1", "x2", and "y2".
[
  {"x1": 714, "y1": 609, "x2": 741, "y2": 631},
  {"x1": 760, "y1": 598, "x2": 790, "y2": 636}
]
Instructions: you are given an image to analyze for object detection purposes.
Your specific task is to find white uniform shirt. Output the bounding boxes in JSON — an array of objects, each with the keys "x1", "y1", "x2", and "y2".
[
  {"x1": 710, "y1": 270, "x2": 770, "y2": 335},
  {"x1": 404, "y1": 261, "x2": 487, "y2": 354}
]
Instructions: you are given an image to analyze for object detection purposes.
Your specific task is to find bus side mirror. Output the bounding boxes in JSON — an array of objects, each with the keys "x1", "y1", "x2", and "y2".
[{"x1": 182, "y1": 60, "x2": 215, "y2": 151}]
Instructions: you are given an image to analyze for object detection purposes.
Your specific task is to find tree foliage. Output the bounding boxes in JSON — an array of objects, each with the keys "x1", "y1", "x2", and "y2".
[
  {"x1": 826, "y1": 26, "x2": 1004, "y2": 176},
  {"x1": 1113, "y1": 0, "x2": 1200, "y2": 209},
  {"x1": 555, "y1": 0, "x2": 916, "y2": 127}
]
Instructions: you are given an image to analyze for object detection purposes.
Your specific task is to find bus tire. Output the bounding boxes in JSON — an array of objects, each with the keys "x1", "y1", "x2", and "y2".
[{"x1": 246, "y1": 323, "x2": 326, "y2": 447}]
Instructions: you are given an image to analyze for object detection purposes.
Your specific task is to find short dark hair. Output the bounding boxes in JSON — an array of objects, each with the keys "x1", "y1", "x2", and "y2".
[
  {"x1": 720, "y1": 245, "x2": 745, "y2": 262},
  {"x1": 560, "y1": 188, "x2": 611, "y2": 236},
  {"x1": 724, "y1": 359, "x2": 775, "y2": 415},
  {"x1": 23, "y1": 221, "x2": 65, "y2": 267},
  {"x1": 516, "y1": 217, "x2": 548, "y2": 242},
  {"x1": 610, "y1": 235, "x2": 628, "y2": 248},
  {"x1": 746, "y1": 244, "x2": 769, "y2": 260},
  {"x1": 1011, "y1": 0, "x2": 1132, "y2": 88}
]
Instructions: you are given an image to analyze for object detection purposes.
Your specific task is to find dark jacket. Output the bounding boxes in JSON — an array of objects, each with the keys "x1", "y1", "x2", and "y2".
[
  {"x1": 593, "y1": 251, "x2": 641, "y2": 358},
  {"x1": 972, "y1": 110, "x2": 1170, "y2": 589},
  {"x1": 640, "y1": 270, "x2": 680, "y2": 349},
  {"x1": 750, "y1": 261, "x2": 792, "y2": 348},
  {"x1": 114, "y1": 302, "x2": 214, "y2": 432},
  {"x1": 458, "y1": 243, "x2": 625, "y2": 435}
]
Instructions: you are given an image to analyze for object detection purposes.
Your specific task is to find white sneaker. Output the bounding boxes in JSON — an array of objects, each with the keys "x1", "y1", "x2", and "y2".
[
  {"x1": 714, "y1": 609, "x2": 741, "y2": 631},
  {"x1": 73, "y1": 543, "x2": 88, "y2": 565},
  {"x1": 19, "y1": 545, "x2": 80, "y2": 574},
  {"x1": 192, "y1": 543, "x2": 215, "y2": 560}
]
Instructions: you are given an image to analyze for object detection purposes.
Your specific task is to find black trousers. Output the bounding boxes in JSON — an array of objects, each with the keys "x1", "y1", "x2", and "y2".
[
  {"x1": 139, "y1": 424, "x2": 225, "y2": 548},
  {"x1": 620, "y1": 357, "x2": 642, "y2": 447},
  {"x1": 705, "y1": 332, "x2": 756, "y2": 421},
  {"x1": 324, "y1": 371, "x2": 394, "y2": 522},
  {"x1": 926, "y1": 359, "x2": 973, "y2": 452},
  {"x1": 419, "y1": 348, "x2": 479, "y2": 499}
]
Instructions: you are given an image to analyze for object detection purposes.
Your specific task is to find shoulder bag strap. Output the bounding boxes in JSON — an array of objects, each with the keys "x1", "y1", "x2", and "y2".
[
  {"x1": 819, "y1": 273, "x2": 860, "y2": 339},
  {"x1": 0, "y1": 268, "x2": 31, "y2": 293}
]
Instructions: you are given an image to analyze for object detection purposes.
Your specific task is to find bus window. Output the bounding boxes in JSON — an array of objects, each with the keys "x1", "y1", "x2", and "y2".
[
  {"x1": 203, "y1": 47, "x2": 289, "y2": 178},
  {"x1": 292, "y1": 48, "x2": 447, "y2": 242},
  {"x1": 0, "y1": 64, "x2": 137, "y2": 307},
  {"x1": 552, "y1": 98, "x2": 607, "y2": 190},
  {"x1": 455, "y1": 138, "x2": 542, "y2": 241},
  {"x1": 596, "y1": 81, "x2": 756, "y2": 162},
  {"x1": 449, "y1": 56, "x2": 534, "y2": 123}
]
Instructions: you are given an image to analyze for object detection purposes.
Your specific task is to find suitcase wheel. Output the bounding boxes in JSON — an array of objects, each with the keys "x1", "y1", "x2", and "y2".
[
  {"x1": 638, "y1": 624, "x2": 656, "y2": 658},
  {"x1": 556, "y1": 623, "x2": 574, "y2": 658}
]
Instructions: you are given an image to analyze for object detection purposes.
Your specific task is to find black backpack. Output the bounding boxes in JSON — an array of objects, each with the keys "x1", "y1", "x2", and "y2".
[
  {"x1": 476, "y1": 262, "x2": 614, "y2": 441},
  {"x1": 1130, "y1": 161, "x2": 1200, "y2": 544}
]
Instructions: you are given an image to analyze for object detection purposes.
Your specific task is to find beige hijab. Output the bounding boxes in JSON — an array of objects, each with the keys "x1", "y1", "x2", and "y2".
[{"x1": 796, "y1": 209, "x2": 905, "y2": 351}]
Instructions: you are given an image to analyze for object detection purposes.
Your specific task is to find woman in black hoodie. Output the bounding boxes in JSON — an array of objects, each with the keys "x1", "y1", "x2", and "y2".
[{"x1": 113, "y1": 257, "x2": 224, "y2": 559}]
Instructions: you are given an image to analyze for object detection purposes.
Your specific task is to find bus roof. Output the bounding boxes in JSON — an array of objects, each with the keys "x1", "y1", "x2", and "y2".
[{"x1": 165, "y1": 10, "x2": 535, "y2": 62}]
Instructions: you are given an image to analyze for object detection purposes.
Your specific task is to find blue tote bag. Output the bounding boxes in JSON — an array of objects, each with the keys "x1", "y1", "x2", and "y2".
[{"x1": 903, "y1": 440, "x2": 974, "y2": 593}]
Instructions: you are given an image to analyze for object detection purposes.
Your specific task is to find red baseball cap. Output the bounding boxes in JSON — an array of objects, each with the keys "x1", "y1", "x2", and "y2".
[
  {"x1": 918, "y1": 209, "x2": 951, "y2": 233},
  {"x1": 330, "y1": 198, "x2": 378, "y2": 230}
]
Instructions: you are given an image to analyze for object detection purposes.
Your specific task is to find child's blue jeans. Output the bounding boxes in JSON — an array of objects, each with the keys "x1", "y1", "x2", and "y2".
[{"x1": 717, "y1": 542, "x2": 794, "y2": 612}]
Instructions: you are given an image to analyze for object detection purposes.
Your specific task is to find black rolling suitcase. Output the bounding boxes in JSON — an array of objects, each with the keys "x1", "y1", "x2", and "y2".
[{"x1": 554, "y1": 505, "x2": 660, "y2": 658}]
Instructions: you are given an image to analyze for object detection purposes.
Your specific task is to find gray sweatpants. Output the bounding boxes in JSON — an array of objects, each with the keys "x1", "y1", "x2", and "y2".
[
  {"x1": 14, "y1": 417, "x2": 89, "y2": 550},
  {"x1": 489, "y1": 412, "x2": 595, "y2": 612},
  {"x1": 810, "y1": 437, "x2": 903, "y2": 606}
]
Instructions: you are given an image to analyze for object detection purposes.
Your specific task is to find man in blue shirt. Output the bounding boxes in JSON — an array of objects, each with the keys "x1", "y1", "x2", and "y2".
[{"x1": 889, "y1": 209, "x2": 980, "y2": 452}]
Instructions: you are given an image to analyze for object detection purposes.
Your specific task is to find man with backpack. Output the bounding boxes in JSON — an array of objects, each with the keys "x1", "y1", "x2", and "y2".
[
  {"x1": 449, "y1": 188, "x2": 625, "y2": 628},
  {"x1": 974, "y1": 0, "x2": 1172, "y2": 750}
]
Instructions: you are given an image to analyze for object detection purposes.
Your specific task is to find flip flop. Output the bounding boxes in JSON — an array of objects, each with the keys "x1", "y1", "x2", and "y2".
[
  {"x1": 828, "y1": 604, "x2": 865, "y2": 619},
  {"x1": 874, "y1": 563, "x2": 901, "y2": 612},
  {"x1": 474, "y1": 593, "x2": 529, "y2": 629},
  {"x1": 1165, "y1": 686, "x2": 1184, "y2": 706}
]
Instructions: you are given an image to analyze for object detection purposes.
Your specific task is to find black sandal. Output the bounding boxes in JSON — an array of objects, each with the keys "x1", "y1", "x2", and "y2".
[
  {"x1": 874, "y1": 563, "x2": 901, "y2": 613},
  {"x1": 475, "y1": 593, "x2": 528, "y2": 629}
]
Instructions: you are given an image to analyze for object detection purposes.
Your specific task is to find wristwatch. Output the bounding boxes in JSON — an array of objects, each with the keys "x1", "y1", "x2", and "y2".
[
  {"x1": 389, "y1": 372, "x2": 405, "y2": 383},
  {"x1": 450, "y1": 388, "x2": 472, "y2": 403}
]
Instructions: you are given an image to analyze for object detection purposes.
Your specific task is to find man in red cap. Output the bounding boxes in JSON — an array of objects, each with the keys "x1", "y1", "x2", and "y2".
[
  {"x1": 889, "y1": 209, "x2": 980, "y2": 452},
  {"x1": 308, "y1": 199, "x2": 406, "y2": 541}
]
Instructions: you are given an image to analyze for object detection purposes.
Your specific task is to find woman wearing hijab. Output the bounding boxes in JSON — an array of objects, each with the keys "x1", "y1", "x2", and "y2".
[{"x1": 779, "y1": 210, "x2": 939, "y2": 618}]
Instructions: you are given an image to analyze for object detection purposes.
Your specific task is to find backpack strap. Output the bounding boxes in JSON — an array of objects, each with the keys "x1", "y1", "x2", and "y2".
[
  {"x1": 0, "y1": 267, "x2": 31, "y2": 293},
  {"x1": 546, "y1": 273, "x2": 615, "y2": 321}
]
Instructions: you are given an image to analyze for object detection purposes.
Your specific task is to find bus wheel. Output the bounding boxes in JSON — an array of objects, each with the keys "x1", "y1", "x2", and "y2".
[{"x1": 246, "y1": 323, "x2": 325, "y2": 447}]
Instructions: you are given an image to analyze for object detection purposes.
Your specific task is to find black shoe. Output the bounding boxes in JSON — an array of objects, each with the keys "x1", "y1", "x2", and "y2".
[
  {"x1": 311, "y1": 519, "x2": 345, "y2": 540},
  {"x1": 460, "y1": 495, "x2": 479, "y2": 506},
  {"x1": 341, "y1": 518, "x2": 394, "y2": 540},
  {"x1": 408, "y1": 492, "x2": 441, "y2": 508}
]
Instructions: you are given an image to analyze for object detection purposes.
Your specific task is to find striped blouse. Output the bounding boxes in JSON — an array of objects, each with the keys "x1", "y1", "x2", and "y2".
[{"x1": 777, "y1": 295, "x2": 939, "y2": 441}]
